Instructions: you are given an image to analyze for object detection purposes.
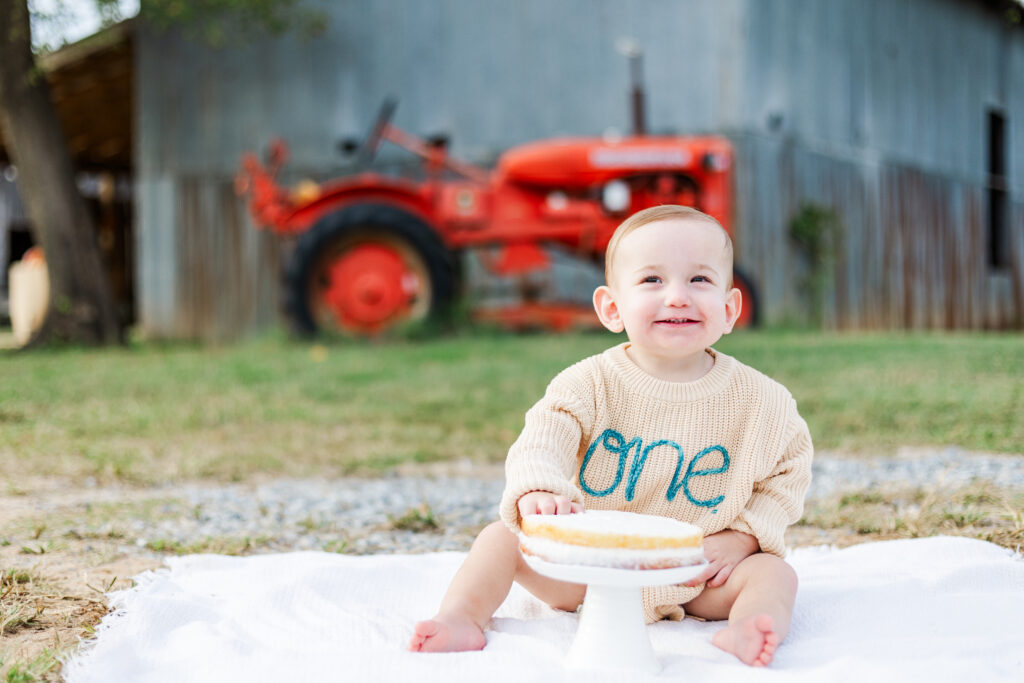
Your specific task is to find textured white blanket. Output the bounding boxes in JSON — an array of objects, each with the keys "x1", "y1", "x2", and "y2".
[{"x1": 65, "y1": 536, "x2": 1024, "y2": 682}]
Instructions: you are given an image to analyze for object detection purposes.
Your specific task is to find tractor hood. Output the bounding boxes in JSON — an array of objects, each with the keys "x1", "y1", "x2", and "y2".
[{"x1": 496, "y1": 136, "x2": 731, "y2": 188}]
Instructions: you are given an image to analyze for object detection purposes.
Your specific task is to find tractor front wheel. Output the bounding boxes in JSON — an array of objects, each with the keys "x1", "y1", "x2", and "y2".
[{"x1": 283, "y1": 204, "x2": 455, "y2": 336}]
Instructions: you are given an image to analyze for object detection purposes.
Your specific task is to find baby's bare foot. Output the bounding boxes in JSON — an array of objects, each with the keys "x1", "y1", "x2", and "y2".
[
  {"x1": 711, "y1": 614, "x2": 779, "y2": 667},
  {"x1": 408, "y1": 613, "x2": 486, "y2": 653}
]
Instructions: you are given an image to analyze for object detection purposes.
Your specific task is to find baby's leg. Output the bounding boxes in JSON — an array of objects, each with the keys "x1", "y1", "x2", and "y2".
[
  {"x1": 409, "y1": 521, "x2": 585, "y2": 653},
  {"x1": 683, "y1": 553, "x2": 798, "y2": 667}
]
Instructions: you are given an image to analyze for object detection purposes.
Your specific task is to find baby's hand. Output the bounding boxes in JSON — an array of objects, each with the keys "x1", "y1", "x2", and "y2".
[
  {"x1": 517, "y1": 491, "x2": 583, "y2": 517},
  {"x1": 684, "y1": 529, "x2": 760, "y2": 588}
]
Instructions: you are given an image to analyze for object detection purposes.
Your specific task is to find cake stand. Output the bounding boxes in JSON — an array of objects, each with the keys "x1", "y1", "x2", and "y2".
[{"x1": 525, "y1": 556, "x2": 707, "y2": 674}]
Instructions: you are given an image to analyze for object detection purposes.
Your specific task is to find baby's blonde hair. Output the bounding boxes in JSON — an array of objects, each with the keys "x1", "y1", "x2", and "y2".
[{"x1": 604, "y1": 205, "x2": 733, "y2": 287}]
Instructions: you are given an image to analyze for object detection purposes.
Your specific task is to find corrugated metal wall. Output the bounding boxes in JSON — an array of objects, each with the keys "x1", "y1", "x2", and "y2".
[{"x1": 134, "y1": 0, "x2": 1023, "y2": 338}]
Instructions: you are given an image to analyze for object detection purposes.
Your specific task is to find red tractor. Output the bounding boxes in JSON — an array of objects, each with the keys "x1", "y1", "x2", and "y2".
[{"x1": 236, "y1": 99, "x2": 758, "y2": 336}]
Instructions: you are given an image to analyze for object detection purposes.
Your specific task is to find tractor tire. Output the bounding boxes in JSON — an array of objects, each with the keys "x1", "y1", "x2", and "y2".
[
  {"x1": 282, "y1": 203, "x2": 455, "y2": 337},
  {"x1": 732, "y1": 267, "x2": 760, "y2": 329}
]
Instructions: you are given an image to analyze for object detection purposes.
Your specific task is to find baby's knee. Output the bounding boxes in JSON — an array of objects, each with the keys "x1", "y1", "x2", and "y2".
[
  {"x1": 546, "y1": 592, "x2": 585, "y2": 613},
  {"x1": 474, "y1": 520, "x2": 519, "y2": 553},
  {"x1": 747, "y1": 553, "x2": 798, "y2": 592},
  {"x1": 477, "y1": 519, "x2": 511, "y2": 539}
]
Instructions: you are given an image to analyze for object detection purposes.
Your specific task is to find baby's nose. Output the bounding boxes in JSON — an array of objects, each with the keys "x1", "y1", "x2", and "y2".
[{"x1": 664, "y1": 284, "x2": 690, "y2": 306}]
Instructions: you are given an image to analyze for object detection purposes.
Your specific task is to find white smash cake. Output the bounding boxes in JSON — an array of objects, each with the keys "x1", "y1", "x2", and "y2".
[{"x1": 519, "y1": 510, "x2": 704, "y2": 570}]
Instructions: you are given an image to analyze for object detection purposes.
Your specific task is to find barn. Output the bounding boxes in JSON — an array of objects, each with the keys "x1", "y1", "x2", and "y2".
[{"x1": 2, "y1": 0, "x2": 1022, "y2": 339}]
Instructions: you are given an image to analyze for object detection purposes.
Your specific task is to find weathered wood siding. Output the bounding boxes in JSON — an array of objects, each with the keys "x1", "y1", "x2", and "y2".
[
  {"x1": 734, "y1": 135, "x2": 1024, "y2": 329},
  {"x1": 136, "y1": 176, "x2": 280, "y2": 342},
  {"x1": 135, "y1": 0, "x2": 1023, "y2": 338}
]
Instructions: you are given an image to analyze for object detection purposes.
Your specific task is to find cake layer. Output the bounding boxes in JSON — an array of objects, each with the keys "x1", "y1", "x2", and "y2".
[
  {"x1": 519, "y1": 534, "x2": 705, "y2": 569},
  {"x1": 520, "y1": 510, "x2": 702, "y2": 550}
]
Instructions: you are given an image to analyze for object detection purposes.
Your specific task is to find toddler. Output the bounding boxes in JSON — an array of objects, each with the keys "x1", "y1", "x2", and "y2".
[{"x1": 409, "y1": 205, "x2": 813, "y2": 667}]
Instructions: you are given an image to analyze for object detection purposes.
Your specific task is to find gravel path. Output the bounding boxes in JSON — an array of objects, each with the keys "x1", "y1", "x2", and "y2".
[{"x1": 110, "y1": 448, "x2": 1024, "y2": 556}]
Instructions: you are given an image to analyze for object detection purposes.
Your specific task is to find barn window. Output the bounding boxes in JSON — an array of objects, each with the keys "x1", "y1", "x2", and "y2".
[{"x1": 987, "y1": 108, "x2": 1009, "y2": 270}]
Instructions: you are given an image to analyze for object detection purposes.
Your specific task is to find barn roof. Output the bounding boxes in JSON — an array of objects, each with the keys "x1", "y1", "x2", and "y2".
[{"x1": 0, "y1": 20, "x2": 133, "y2": 172}]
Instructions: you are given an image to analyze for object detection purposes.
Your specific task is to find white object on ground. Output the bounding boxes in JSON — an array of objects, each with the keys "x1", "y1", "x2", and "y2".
[
  {"x1": 65, "y1": 536, "x2": 1024, "y2": 683},
  {"x1": 8, "y1": 249, "x2": 48, "y2": 346}
]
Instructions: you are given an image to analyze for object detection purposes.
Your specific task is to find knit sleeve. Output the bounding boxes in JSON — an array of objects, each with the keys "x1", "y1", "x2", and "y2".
[
  {"x1": 499, "y1": 366, "x2": 596, "y2": 532},
  {"x1": 727, "y1": 408, "x2": 813, "y2": 556}
]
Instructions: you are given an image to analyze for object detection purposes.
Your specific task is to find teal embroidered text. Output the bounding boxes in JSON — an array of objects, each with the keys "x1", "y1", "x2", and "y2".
[{"x1": 579, "y1": 429, "x2": 729, "y2": 508}]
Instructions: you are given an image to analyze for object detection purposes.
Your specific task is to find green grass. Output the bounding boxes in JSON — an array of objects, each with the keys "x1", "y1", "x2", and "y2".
[
  {"x1": 0, "y1": 329, "x2": 1021, "y2": 483},
  {"x1": 798, "y1": 482, "x2": 1024, "y2": 548},
  {"x1": 389, "y1": 503, "x2": 441, "y2": 532},
  {"x1": 143, "y1": 536, "x2": 274, "y2": 556},
  {"x1": 1, "y1": 570, "x2": 45, "y2": 638},
  {"x1": 1, "y1": 650, "x2": 58, "y2": 683},
  {"x1": 715, "y1": 330, "x2": 1024, "y2": 453}
]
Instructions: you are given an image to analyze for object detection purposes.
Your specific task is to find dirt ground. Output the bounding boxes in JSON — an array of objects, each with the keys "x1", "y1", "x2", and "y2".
[
  {"x1": 0, "y1": 549, "x2": 159, "y2": 669},
  {"x1": 1, "y1": 477, "x2": 164, "y2": 679}
]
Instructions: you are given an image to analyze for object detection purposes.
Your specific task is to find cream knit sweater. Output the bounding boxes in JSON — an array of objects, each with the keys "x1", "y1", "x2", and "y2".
[{"x1": 500, "y1": 343, "x2": 813, "y2": 622}]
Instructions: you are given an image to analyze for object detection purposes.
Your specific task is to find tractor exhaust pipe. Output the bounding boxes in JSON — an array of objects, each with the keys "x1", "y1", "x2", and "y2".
[
  {"x1": 617, "y1": 39, "x2": 646, "y2": 136},
  {"x1": 630, "y1": 52, "x2": 647, "y2": 136}
]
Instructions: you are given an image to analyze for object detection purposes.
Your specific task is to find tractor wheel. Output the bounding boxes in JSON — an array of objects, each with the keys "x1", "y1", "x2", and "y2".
[
  {"x1": 282, "y1": 204, "x2": 455, "y2": 336},
  {"x1": 732, "y1": 267, "x2": 760, "y2": 329}
]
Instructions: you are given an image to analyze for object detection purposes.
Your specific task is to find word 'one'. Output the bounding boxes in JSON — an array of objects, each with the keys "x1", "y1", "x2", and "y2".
[{"x1": 578, "y1": 428, "x2": 729, "y2": 508}]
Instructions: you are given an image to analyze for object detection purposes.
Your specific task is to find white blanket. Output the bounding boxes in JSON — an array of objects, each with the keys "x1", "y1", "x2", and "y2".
[{"x1": 65, "y1": 536, "x2": 1024, "y2": 682}]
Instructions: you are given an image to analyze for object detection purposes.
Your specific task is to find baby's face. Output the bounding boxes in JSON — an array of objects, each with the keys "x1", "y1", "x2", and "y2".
[{"x1": 600, "y1": 218, "x2": 741, "y2": 367}]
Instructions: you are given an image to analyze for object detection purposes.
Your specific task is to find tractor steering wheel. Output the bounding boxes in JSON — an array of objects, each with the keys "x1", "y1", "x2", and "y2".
[{"x1": 359, "y1": 97, "x2": 398, "y2": 167}]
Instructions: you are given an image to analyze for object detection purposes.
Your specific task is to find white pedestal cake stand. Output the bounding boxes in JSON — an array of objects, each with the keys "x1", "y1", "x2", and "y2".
[{"x1": 524, "y1": 556, "x2": 708, "y2": 674}]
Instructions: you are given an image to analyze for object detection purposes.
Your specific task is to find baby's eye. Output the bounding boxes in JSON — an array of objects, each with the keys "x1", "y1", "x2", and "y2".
[
  {"x1": 692, "y1": 275, "x2": 712, "y2": 284},
  {"x1": 641, "y1": 275, "x2": 662, "y2": 284}
]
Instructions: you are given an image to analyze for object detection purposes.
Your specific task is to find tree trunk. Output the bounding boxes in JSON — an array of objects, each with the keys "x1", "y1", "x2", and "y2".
[{"x1": 0, "y1": 0, "x2": 122, "y2": 345}]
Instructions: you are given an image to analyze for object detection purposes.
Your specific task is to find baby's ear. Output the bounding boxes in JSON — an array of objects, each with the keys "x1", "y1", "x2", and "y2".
[
  {"x1": 593, "y1": 285, "x2": 624, "y2": 333},
  {"x1": 722, "y1": 286, "x2": 743, "y2": 333}
]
